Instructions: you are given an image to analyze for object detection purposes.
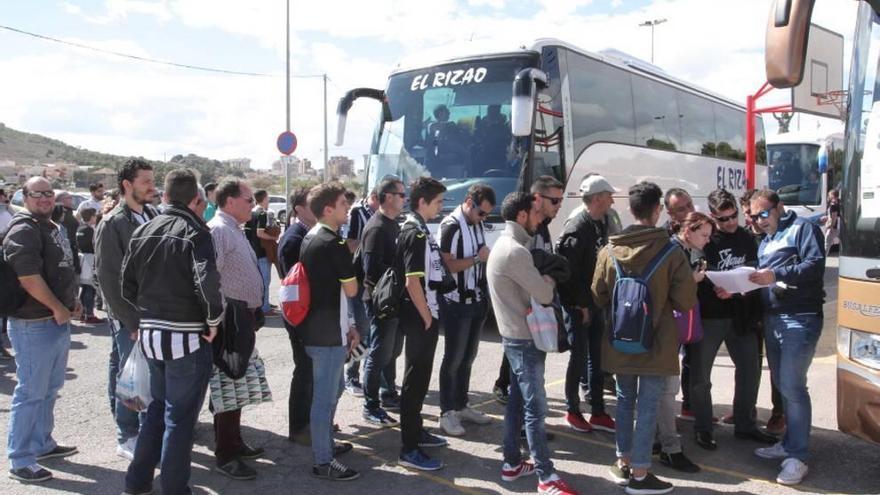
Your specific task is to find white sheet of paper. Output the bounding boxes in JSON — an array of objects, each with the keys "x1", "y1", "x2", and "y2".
[{"x1": 705, "y1": 266, "x2": 765, "y2": 294}]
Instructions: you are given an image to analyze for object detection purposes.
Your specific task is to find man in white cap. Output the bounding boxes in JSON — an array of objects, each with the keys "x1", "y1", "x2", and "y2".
[{"x1": 554, "y1": 175, "x2": 618, "y2": 434}]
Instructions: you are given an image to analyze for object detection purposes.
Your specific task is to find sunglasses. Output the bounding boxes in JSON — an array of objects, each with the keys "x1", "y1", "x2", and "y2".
[
  {"x1": 241, "y1": 196, "x2": 255, "y2": 204},
  {"x1": 26, "y1": 190, "x2": 55, "y2": 199},
  {"x1": 713, "y1": 212, "x2": 738, "y2": 223},
  {"x1": 749, "y1": 209, "x2": 773, "y2": 222},
  {"x1": 477, "y1": 209, "x2": 491, "y2": 218},
  {"x1": 541, "y1": 194, "x2": 563, "y2": 206}
]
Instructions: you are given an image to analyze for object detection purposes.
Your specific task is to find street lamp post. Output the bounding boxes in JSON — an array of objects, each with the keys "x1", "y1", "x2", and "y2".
[{"x1": 639, "y1": 18, "x2": 667, "y2": 64}]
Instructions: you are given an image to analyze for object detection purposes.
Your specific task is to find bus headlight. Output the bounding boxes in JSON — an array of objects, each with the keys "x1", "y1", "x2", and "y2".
[
  {"x1": 838, "y1": 326, "x2": 851, "y2": 358},
  {"x1": 850, "y1": 329, "x2": 880, "y2": 370}
]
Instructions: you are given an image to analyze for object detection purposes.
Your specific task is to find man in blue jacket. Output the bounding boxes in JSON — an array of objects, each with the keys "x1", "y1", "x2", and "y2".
[{"x1": 747, "y1": 189, "x2": 825, "y2": 487}]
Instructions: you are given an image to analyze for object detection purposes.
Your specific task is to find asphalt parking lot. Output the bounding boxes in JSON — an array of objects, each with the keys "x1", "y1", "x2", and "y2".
[{"x1": 0, "y1": 256, "x2": 878, "y2": 495}]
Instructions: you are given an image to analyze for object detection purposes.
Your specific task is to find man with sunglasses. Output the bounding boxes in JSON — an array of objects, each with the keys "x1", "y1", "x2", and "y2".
[
  {"x1": 437, "y1": 183, "x2": 495, "y2": 437},
  {"x1": 3, "y1": 177, "x2": 80, "y2": 483},
  {"x1": 493, "y1": 176, "x2": 564, "y2": 404},
  {"x1": 690, "y1": 189, "x2": 777, "y2": 452},
  {"x1": 747, "y1": 189, "x2": 825, "y2": 486}
]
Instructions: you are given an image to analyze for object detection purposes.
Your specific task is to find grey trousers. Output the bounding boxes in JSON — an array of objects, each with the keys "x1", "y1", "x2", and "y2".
[{"x1": 655, "y1": 375, "x2": 682, "y2": 454}]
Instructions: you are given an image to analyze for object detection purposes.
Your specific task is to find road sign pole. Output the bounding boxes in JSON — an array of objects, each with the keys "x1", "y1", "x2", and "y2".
[{"x1": 285, "y1": 0, "x2": 291, "y2": 210}]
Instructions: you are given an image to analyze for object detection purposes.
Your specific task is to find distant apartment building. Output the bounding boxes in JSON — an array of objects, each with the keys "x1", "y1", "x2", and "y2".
[
  {"x1": 223, "y1": 158, "x2": 252, "y2": 170},
  {"x1": 272, "y1": 156, "x2": 313, "y2": 178},
  {"x1": 326, "y1": 156, "x2": 354, "y2": 179}
]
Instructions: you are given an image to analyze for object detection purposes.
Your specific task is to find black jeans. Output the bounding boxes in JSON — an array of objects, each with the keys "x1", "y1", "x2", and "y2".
[
  {"x1": 363, "y1": 303, "x2": 404, "y2": 412},
  {"x1": 564, "y1": 306, "x2": 605, "y2": 415},
  {"x1": 439, "y1": 299, "x2": 488, "y2": 413},
  {"x1": 213, "y1": 409, "x2": 243, "y2": 465},
  {"x1": 399, "y1": 304, "x2": 439, "y2": 453},
  {"x1": 688, "y1": 319, "x2": 761, "y2": 434},
  {"x1": 286, "y1": 326, "x2": 312, "y2": 436},
  {"x1": 681, "y1": 345, "x2": 692, "y2": 410},
  {"x1": 79, "y1": 284, "x2": 96, "y2": 317}
]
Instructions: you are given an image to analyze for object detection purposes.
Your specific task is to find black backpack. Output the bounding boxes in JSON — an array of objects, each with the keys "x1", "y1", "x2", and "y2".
[{"x1": 0, "y1": 217, "x2": 40, "y2": 317}]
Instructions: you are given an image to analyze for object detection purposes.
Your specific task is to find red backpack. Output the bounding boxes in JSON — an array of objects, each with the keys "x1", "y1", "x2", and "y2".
[{"x1": 280, "y1": 261, "x2": 310, "y2": 326}]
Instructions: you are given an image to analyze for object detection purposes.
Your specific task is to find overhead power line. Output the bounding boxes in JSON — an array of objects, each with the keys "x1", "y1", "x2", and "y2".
[{"x1": 0, "y1": 24, "x2": 324, "y2": 79}]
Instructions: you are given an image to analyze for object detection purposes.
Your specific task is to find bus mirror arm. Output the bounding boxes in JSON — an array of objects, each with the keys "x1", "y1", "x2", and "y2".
[
  {"x1": 335, "y1": 88, "x2": 386, "y2": 146},
  {"x1": 511, "y1": 68, "x2": 549, "y2": 137}
]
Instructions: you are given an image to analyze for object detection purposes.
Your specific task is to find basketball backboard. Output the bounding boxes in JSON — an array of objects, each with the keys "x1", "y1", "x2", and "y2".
[{"x1": 791, "y1": 24, "x2": 844, "y2": 119}]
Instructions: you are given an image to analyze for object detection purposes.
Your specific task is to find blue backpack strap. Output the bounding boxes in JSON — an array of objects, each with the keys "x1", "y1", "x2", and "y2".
[
  {"x1": 642, "y1": 242, "x2": 677, "y2": 281},
  {"x1": 610, "y1": 252, "x2": 626, "y2": 278}
]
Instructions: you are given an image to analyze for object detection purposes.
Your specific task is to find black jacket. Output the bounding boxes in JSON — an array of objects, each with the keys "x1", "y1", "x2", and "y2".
[
  {"x1": 121, "y1": 204, "x2": 223, "y2": 332},
  {"x1": 95, "y1": 203, "x2": 159, "y2": 331},
  {"x1": 698, "y1": 227, "x2": 762, "y2": 333},
  {"x1": 555, "y1": 209, "x2": 607, "y2": 308}
]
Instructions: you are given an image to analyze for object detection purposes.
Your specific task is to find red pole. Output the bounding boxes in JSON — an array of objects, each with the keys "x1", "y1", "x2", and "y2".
[{"x1": 746, "y1": 92, "x2": 756, "y2": 190}]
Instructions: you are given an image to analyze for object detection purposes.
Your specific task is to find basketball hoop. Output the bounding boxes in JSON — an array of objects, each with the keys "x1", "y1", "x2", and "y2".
[{"x1": 815, "y1": 90, "x2": 848, "y2": 120}]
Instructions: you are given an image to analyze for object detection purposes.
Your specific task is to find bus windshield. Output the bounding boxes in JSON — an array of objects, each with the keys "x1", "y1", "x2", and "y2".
[
  {"x1": 767, "y1": 142, "x2": 822, "y2": 206},
  {"x1": 367, "y1": 55, "x2": 539, "y2": 215},
  {"x1": 842, "y1": 6, "x2": 880, "y2": 260}
]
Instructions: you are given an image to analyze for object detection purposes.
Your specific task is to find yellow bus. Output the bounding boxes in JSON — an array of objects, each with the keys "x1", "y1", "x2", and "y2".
[{"x1": 765, "y1": 0, "x2": 880, "y2": 443}]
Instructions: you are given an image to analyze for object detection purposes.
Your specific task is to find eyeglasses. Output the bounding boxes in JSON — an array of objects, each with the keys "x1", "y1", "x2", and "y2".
[
  {"x1": 242, "y1": 196, "x2": 255, "y2": 204},
  {"x1": 749, "y1": 209, "x2": 773, "y2": 222},
  {"x1": 389, "y1": 192, "x2": 406, "y2": 199},
  {"x1": 540, "y1": 194, "x2": 563, "y2": 206},
  {"x1": 477, "y1": 209, "x2": 492, "y2": 218},
  {"x1": 713, "y1": 212, "x2": 738, "y2": 223},
  {"x1": 26, "y1": 190, "x2": 55, "y2": 199}
]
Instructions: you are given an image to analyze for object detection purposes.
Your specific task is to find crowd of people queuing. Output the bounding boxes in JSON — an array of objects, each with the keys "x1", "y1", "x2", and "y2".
[{"x1": 0, "y1": 157, "x2": 829, "y2": 495}]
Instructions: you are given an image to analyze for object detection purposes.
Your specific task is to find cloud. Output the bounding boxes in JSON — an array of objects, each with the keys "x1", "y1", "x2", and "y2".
[{"x1": 3, "y1": 0, "x2": 856, "y2": 175}]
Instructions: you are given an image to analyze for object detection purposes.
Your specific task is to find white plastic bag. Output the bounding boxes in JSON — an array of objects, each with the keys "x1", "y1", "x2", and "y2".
[
  {"x1": 115, "y1": 343, "x2": 153, "y2": 412},
  {"x1": 526, "y1": 298, "x2": 560, "y2": 353}
]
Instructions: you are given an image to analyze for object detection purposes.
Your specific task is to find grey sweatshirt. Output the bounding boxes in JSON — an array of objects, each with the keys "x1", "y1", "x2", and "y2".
[{"x1": 487, "y1": 221, "x2": 556, "y2": 340}]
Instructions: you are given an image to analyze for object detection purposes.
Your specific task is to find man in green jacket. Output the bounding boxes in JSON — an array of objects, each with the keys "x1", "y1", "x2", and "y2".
[{"x1": 592, "y1": 182, "x2": 696, "y2": 495}]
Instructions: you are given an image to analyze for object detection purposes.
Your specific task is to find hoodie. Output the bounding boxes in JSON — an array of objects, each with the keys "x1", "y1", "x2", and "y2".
[{"x1": 592, "y1": 225, "x2": 697, "y2": 376}]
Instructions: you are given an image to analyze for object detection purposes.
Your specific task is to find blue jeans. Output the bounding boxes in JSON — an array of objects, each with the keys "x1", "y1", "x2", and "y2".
[
  {"x1": 439, "y1": 299, "x2": 488, "y2": 413},
  {"x1": 346, "y1": 287, "x2": 370, "y2": 383},
  {"x1": 79, "y1": 284, "x2": 96, "y2": 317},
  {"x1": 257, "y1": 257, "x2": 271, "y2": 313},
  {"x1": 764, "y1": 313, "x2": 822, "y2": 462},
  {"x1": 125, "y1": 344, "x2": 213, "y2": 494},
  {"x1": 615, "y1": 374, "x2": 665, "y2": 469},
  {"x1": 502, "y1": 338, "x2": 554, "y2": 482},
  {"x1": 7, "y1": 318, "x2": 70, "y2": 470},
  {"x1": 305, "y1": 345, "x2": 346, "y2": 465},
  {"x1": 109, "y1": 319, "x2": 142, "y2": 444},
  {"x1": 362, "y1": 302, "x2": 403, "y2": 411}
]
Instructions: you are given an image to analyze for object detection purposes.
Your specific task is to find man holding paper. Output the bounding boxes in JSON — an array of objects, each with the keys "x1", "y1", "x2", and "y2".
[{"x1": 747, "y1": 189, "x2": 826, "y2": 486}]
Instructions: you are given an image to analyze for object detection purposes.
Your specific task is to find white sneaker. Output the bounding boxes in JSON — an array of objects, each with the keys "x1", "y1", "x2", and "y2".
[
  {"x1": 439, "y1": 411, "x2": 465, "y2": 437},
  {"x1": 457, "y1": 406, "x2": 491, "y2": 425},
  {"x1": 116, "y1": 437, "x2": 136, "y2": 461},
  {"x1": 776, "y1": 458, "x2": 808, "y2": 485},
  {"x1": 754, "y1": 442, "x2": 788, "y2": 460}
]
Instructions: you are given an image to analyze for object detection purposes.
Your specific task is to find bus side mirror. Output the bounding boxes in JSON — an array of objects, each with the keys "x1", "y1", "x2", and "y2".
[
  {"x1": 335, "y1": 88, "x2": 387, "y2": 146},
  {"x1": 765, "y1": 0, "x2": 816, "y2": 88},
  {"x1": 818, "y1": 143, "x2": 828, "y2": 173},
  {"x1": 511, "y1": 68, "x2": 549, "y2": 137}
]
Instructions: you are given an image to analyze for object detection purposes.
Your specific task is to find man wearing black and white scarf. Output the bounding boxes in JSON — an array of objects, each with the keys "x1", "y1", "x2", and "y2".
[{"x1": 437, "y1": 184, "x2": 496, "y2": 437}]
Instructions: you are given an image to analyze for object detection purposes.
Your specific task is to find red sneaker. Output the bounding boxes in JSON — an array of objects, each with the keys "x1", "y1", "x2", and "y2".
[
  {"x1": 589, "y1": 413, "x2": 616, "y2": 433},
  {"x1": 721, "y1": 413, "x2": 735, "y2": 425},
  {"x1": 501, "y1": 461, "x2": 535, "y2": 482},
  {"x1": 678, "y1": 407, "x2": 718, "y2": 424},
  {"x1": 538, "y1": 476, "x2": 579, "y2": 495},
  {"x1": 765, "y1": 414, "x2": 786, "y2": 435},
  {"x1": 565, "y1": 412, "x2": 593, "y2": 433}
]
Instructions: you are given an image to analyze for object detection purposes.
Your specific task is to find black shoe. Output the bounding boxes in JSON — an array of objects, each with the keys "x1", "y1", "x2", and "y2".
[
  {"x1": 9, "y1": 464, "x2": 52, "y2": 483},
  {"x1": 625, "y1": 472, "x2": 673, "y2": 495},
  {"x1": 658, "y1": 451, "x2": 701, "y2": 473},
  {"x1": 35, "y1": 445, "x2": 78, "y2": 461},
  {"x1": 0, "y1": 347, "x2": 13, "y2": 360},
  {"x1": 123, "y1": 489, "x2": 153, "y2": 495},
  {"x1": 694, "y1": 431, "x2": 717, "y2": 450},
  {"x1": 312, "y1": 460, "x2": 360, "y2": 481},
  {"x1": 238, "y1": 443, "x2": 265, "y2": 460},
  {"x1": 381, "y1": 394, "x2": 401, "y2": 410},
  {"x1": 334, "y1": 442, "x2": 354, "y2": 456},
  {"x1": 652, "y1": 442, "x2": 661, "y2": 456},
  {"x1": 734, "y1": 429, "x2": 778, "y2": 444},
  {"x1": 493, "y1": 385, "x2": 509, "y2": 404},
  {"x1": 215, "y1": 459, "x2": 257, "y2": 481}
]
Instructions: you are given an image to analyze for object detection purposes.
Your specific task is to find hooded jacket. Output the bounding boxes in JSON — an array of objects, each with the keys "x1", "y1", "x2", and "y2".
[
  {"x1": 757, "y1": 209, "x2": 826, "y2": 315},
  {"x1": 592, "y1": 225, "x2": 697, "y2": 376}
]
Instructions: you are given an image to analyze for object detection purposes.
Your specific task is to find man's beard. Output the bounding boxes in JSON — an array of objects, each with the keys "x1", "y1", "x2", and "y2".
[{"x1": 132, "y1": 189, "x2": 152, "y2": 205}]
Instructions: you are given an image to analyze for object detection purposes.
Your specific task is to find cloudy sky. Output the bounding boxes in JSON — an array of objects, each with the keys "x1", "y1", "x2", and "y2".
[{"x1": 0, "y1": 0, "x2": 856, "y2": 171}]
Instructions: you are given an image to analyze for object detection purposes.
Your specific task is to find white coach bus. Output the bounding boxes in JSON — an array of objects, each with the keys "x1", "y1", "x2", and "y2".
[
  {"x1": 766, "y1": 131, "x2": 844, "y2": 222},
  {"x1": 336, "y1": 38, "x2": 767, "y2": 240}
]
